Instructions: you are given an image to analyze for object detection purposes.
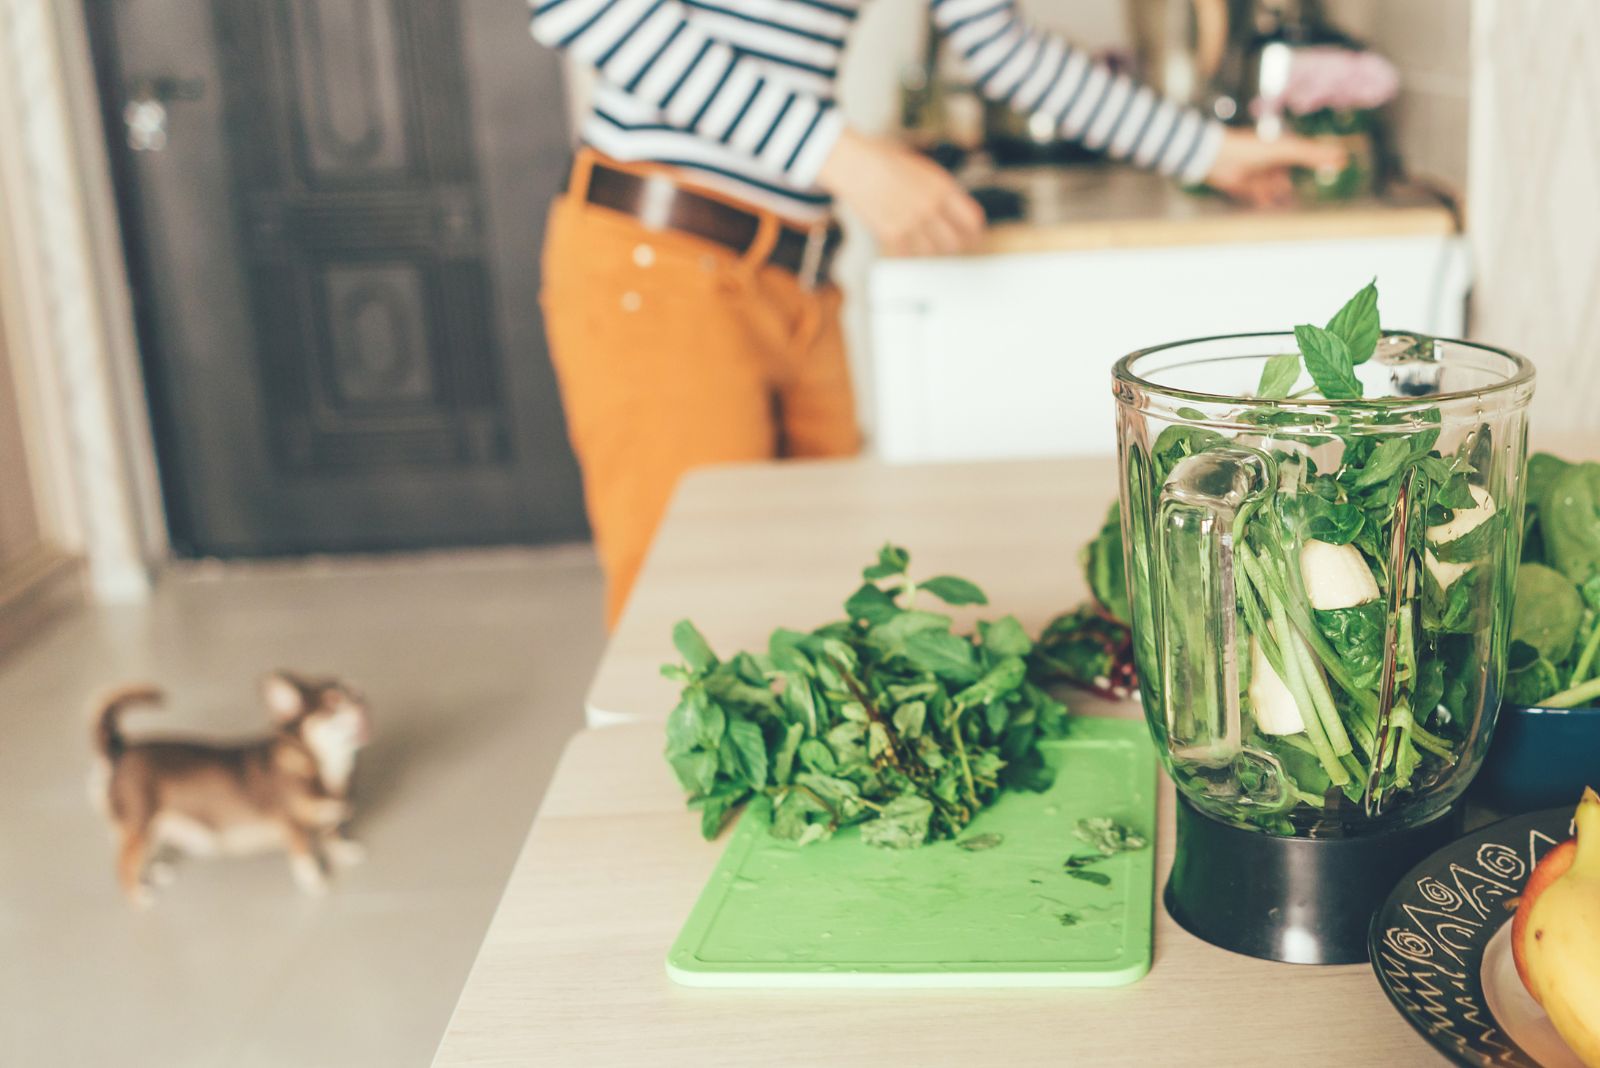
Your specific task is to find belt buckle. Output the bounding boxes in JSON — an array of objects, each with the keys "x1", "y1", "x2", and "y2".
[{"x1": 797, "y1": 224, "x2": 829, "y2": 291}]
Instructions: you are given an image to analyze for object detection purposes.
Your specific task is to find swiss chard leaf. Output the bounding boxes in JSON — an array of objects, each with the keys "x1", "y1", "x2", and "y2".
[{"x1": 1511, "y1": 563, "x2": 1585, "y2": 663}]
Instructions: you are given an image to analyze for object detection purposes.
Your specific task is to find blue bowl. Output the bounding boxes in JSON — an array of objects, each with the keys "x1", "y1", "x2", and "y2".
[{"x1": 1471, "y1": 702, "x2": 1600, "y2": 813}]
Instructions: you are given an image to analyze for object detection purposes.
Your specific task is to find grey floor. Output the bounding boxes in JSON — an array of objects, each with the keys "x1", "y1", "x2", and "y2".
[{"x1": 0, "y1": 547, "x2": 605, "y2": 1068}]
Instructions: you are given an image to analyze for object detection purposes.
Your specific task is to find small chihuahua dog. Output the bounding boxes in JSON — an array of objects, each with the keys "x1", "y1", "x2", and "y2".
[{"x1": 90, "y1": 671, "x2": 371, "y2": 906}]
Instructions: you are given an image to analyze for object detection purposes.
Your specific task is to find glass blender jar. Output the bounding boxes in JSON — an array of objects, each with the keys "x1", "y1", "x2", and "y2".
[{"x1": 1113, "y1": 332, "x2": 1535, "y2": 963}]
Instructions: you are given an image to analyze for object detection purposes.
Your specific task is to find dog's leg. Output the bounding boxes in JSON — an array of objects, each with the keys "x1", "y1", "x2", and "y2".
[
  {"x1": 320, "y1": 828, "x2": 366, "y2": 868},
  {"x1": 117, "y1": 827, "x2": 153, "y2": 909},
  {"x1": 285, "y1": 823, "x2": 328, "y2": 896}
]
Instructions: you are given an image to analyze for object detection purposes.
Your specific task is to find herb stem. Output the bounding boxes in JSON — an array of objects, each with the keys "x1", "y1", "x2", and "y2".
[
  {"x1": 1569, "y1": 617, "x2": 1600, "y2": 689},
  {"x1": 949, "y1": 706, "x2": 979, "y2": 807},
  {"x1": 1541, "y1": 674, "x2": 1600, "y2": 709},
  {"x1": 1271, "y1": 617, "x2": 1348, "y2": 785}
]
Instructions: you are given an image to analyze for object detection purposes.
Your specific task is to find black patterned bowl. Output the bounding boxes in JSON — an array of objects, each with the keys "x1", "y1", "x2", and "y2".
[{"x1": 1370, "y1": 807, "x2": 1583, "y2": 1068}]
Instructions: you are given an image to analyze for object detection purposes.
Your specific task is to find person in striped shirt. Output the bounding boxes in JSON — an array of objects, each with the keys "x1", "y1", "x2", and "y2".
[{"x1": 532, "y1": 0, "x2": 1343, "y2": 625}]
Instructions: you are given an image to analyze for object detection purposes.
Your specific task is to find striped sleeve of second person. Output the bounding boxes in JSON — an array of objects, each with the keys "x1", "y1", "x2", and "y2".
[{"x1": 929, "y1": 0, "x2": 1224, "y2": 185}]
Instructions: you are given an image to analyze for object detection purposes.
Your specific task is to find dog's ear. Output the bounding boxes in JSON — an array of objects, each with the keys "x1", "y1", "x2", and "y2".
[{"x1": 262, "y1": 672, "x2": 308, "y2": 722}]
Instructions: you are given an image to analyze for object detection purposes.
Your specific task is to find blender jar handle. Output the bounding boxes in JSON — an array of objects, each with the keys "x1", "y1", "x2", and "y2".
[{"x1": 1154, "y1": 446, "x2": 1275, "y2": 768}]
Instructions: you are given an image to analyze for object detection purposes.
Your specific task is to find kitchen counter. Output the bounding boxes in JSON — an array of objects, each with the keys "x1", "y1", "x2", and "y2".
[
  {"x1": 433, "y1": 450, "x2": 1600, "y2": 1067},
  {"x1": 946, "y1": 165, "x2": 1458, "y2": 256}
]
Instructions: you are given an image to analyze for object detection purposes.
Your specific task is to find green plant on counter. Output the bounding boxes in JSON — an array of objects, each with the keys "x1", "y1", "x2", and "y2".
[
  {"x1": 663, "y1": 545, "x2": 1070, "y2": 848},
  {"x1": 1506, "y1": 455, "x2": 1600, "y2": 708}
]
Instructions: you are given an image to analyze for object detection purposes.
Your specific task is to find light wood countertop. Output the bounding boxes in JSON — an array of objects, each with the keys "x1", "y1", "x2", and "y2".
[
  {"x1": 884, "y1": 166, "x2": 1460, "y2": 257},
  {"x1": 436, "y1": 449, "x2": 1597, "y2": 1067}
]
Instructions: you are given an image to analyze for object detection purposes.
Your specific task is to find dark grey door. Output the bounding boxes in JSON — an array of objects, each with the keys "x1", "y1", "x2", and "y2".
[{"x1": 88, "y1": 0, "x2": 587, "y2": 554}]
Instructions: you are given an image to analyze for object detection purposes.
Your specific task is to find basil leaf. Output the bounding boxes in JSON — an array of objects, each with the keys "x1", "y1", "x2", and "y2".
[
  {"x1": 1295, "y1": 324, "x2": 1363, "y2": 399},
  {"x1": 901, "y1": 630, "x2": 980, "y2": 682},
  {"x1": 697, "y1": 786, "x2": 746, "y2": 839},
  {"x1": 919, "y1": 575, "x2": 989, "y2": 606},
  {"x1": 859, "y1": 795, "x2": 933, "y2": 850},
  {"x1": 797, "y1": 737, "x2": 837, "y2": 774},
  {"x1": 956, "y1": 832, "x2": 1004, "y2": 852},
  {"x1": 1433, "y1": 512, "x2": 1504, "y2": 563},
  {"x1": 1256, "y1": 353, "x2": 1302, "y2": 399},
  {"x1": 672, "y1": 620, "x2": 718, "y2": 674},
  {"x1": 953, "y1": 656, "x2": 1027, "y2": 707},
  {"x1": 1435, "y1": 472, "x2": 1478, "y2": 510},
  {"x1": 862, "y1": 543, "x2": 910, "y2": 580},
  {"x1": 978, "y1": 615, "x2": 1033, "y2": 658},
  {"x1": 1349, "y1": 438, "x2": 1413, "y2": 489},
  {"x1": 1504, "y1": 640, "x2": 1562, "y2": 707},
  {"x1": 844, "y1": 582, "x2": 900, "y2": 625},
  {"x1": 891, "y1": 700, "x2": 926, "y2": 739},
  {"x1": 1313, "y1": 603, "x2": 1386, "y2": 690},
  {"x1": 772, "y1": 722, "x2": 804, "y2": 784},
  {"x1": 1325, "y1": 278, "x2": 1381, "y2": 363}
]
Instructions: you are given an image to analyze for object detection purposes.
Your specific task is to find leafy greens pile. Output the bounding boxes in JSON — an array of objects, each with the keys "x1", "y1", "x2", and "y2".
[
  {"x1": 663, "y1": 546, "x2": 1069, "y2": 848},
  {"x1": 1507, "y1": 453, "x2": 1600, "y2": 707},
  {"x1": 1121, "y1": 281, "x2": 1514, "y2": 830}
]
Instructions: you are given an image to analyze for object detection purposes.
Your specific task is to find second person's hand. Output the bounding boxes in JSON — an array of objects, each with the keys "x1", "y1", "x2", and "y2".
[{"x1": 817, "y1": 128, "x2": 986, "y2": 257}]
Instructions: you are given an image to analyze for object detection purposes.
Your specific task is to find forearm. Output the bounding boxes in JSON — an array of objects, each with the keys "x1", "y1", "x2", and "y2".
[
  {"x1": 930, "y1": 0, "x2": 1223, "y2": 183},
  {"x1": 530, "y1": 0, "x2": 843, "y2": 182}
]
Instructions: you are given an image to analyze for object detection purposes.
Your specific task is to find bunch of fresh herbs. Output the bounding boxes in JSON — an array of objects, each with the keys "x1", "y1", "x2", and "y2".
[
  {"x1": 1506, "y1": 453, "x2": 1600, "y2": 707},
  {"x1": 663, "y1": 546, "x2": 1070, "y2": 848}
]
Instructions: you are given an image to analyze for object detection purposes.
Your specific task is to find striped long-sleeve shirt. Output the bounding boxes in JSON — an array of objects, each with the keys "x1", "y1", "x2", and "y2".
[{"x1": 531, "y1": 0, "x2": 1225, "y2": 221}]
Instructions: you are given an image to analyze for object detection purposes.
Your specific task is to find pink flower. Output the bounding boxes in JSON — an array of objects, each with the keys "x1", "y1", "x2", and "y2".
[{"x1": 1273, "y1": 47, "x2": 1400, "y2": 115}]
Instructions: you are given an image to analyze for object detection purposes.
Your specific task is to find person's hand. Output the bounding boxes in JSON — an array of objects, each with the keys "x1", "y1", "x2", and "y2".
[
  {"x1": 817, "y1": 128, "x2": 986, "y2": 256},
  {"x1": 1204, "y1": 126, "x2": 1350, "y2": 207}
]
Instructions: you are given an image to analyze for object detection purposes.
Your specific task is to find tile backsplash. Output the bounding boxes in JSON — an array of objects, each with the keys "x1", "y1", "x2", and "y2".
[{"x1": 1328, "y1": 0, "x2": 1473, "y2": 192}]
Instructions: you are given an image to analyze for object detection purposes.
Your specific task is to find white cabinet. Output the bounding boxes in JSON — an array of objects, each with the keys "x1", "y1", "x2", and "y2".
[{"x1": 867, "y1": 232, "x2": 1471, "y2": 461}]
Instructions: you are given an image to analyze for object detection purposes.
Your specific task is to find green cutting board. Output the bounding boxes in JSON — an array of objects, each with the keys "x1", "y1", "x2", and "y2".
[{"x1": 667, "y1": 716, "x2": 1157, "y2": 988}]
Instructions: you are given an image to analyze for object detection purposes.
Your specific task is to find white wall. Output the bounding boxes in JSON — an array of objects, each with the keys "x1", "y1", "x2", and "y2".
[
  {"x1": 1467, "y1": 0, "x2": 1600, "y2": 434},
  {"x1": 1326, "y1": 0, "x2": 1473, "y2": 193}
]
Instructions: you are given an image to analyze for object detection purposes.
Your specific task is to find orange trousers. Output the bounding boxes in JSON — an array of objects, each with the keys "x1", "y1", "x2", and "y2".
[{"x1": 540, "y1": 152, "x2": 862, "y2": 627}]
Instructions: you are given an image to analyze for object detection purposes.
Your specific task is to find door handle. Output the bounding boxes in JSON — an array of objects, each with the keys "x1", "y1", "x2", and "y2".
[{"x1": 123, "y1": 76, "x2": 205, "y2": 153}]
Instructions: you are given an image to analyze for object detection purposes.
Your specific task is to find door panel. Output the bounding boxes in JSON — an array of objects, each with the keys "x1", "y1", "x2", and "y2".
[{"x1": 89, "y1": 0, "x2": 586, "y2": 555}]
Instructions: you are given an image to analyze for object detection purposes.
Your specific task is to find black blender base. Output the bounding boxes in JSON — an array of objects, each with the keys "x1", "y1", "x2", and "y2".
[{"x1": 1164, "y1": 796, "x2": 1462, "y2": 965}]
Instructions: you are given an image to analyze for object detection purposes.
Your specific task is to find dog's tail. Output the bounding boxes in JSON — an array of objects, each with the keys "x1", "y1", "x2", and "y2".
[{"x1": 92, "y1": 684, "x2": 163, "y2": 759}]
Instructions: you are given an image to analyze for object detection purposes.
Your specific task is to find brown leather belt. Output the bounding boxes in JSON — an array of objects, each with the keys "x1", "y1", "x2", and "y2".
[{"x1": 583, "y1": 161, "x2": 841, "y2": 288}]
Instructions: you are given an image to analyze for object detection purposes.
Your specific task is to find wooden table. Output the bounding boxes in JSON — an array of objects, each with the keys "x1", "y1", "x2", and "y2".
[{"x1": 435, "y1": 455, "x2": 1468, "y2": 1067}]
